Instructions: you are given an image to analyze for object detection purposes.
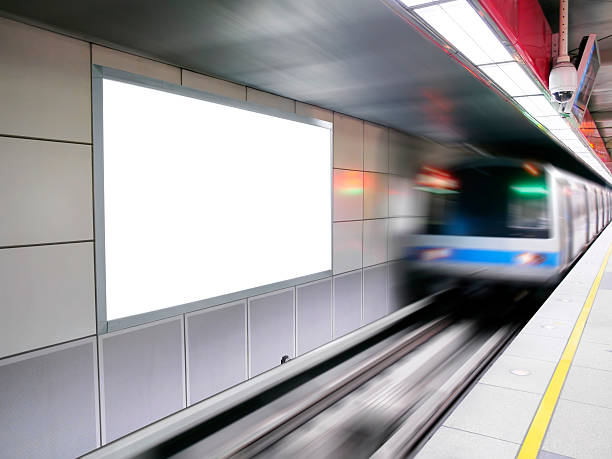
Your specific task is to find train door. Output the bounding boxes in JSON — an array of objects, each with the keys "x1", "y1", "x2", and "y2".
[
  {"x1": 600, "y1": 191, "x2": 605, "y2": 230},
  {"x1": 588, "y1": 188, "x2": 597, "y2": 239},
  {"x1": 583, "y1": 185, "x2": 591, "y2": 242},
  {"x1": 557, "y1": 179, "x2": 572, "y2": 264},
  {"x1": 595, "y1": 190, "x2": 600, "y2": 233}
]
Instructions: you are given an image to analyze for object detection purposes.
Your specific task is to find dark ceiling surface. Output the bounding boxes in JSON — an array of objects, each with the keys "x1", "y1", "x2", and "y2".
[
  {"x1": 539, "y1": 0, "x2": 612, "y2": 154},
  {"x1": 0, "y1": 0, "x2": 603, "y2": 182}
]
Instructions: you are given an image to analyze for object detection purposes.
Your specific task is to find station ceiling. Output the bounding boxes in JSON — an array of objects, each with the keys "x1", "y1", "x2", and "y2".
[{"x1": 0, "y1": 0, "x2": 606, "y2": 183}]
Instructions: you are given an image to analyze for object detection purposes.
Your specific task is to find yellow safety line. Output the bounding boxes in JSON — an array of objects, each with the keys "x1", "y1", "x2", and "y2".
[{"x1": 517, "y1": 242, "x2": 612, "y2": 459}]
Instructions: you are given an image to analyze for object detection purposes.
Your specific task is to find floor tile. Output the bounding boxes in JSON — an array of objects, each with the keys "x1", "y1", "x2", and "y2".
[
  {"x1": 537, "y1": 450, "x2": 575, "y2": 459},
  {"x1": 521, "y1": 316, "x2": 575, "y2": 340},
  {"x1": 588, "y1": 289, "x2": 612, "y2": 321},
  {"x1": 560, "y1": 365, "x2": 612, "y2": 409},
  {"x1": 443, "y1": 383, "x2": 541, "y2": 444},
  {"x1": 542, "y1": 399, "x2": 612, "y2": 459},
  {"x1": 504, "y1": 333, "x2": 567, "y2": 363},
  {"x1": 479, "y1": 354, "x2": 556, "y2": 394},
  {"x1": 553, "y1": 282, "x2": 591, "y2": 299},
  {"x1": 537, "y1": 297, "x2": 583, "y2": 322},
  {"x1": 581, "y1": 317, "x2": 612, "y2": 345},
  {"x1": 573, "y1": 340, "x2": 612, "y2": 372},
  {"x1": 598, "y1": 272, "x2": 612, "y2": 290},
  {"x1": 416, "y1": 426, "x2": 519, "y2": 459}
]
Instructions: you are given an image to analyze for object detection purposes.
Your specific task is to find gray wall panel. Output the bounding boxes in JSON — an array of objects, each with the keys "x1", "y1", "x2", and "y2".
[
  {"x1": 333, "y1": 221, "x2": 363, "y2": 274},
  {"x1": 186, "y1": 301, "x2": 247, "y2": 405},
  {"x1": 249, "y1": 289, "x2": 294, "y2": 377},
  {"x1": 364, "y1": 172, "x2": 389, "y2": 219},
  {"x1": 333, "y1": 271, "x2": 362, "y2": 338},
  {"x1": 333, "y1": 169, "x2": 363, "y2": 221},
  {"x1": 333, "y1": 113, "x2": 363, "y2": 170},
  {"x1": 92, "y1": 44, "x2": 180, "y2": 84},
  {"x1": 0, "y1": 339, "x2": 98, "y2": 458},
  {"x1": 0, "y1": 137, "x2": 93, "y2": 247},
  {"x1": 363, "y1": 264, "x2": 388, "y2": 324},
  {"x1": 388, "y1": 260, "x2": 410, "y2": 311},
  {"x1": 246, "y1": 87, "x2": 296, "y2": 113},
  {"x1": 363, "y1": 219, "x2": 388, "y2": 267},
  {"x1": 100, "y1": 317, "x2": 185, "y2": 443},
  {"x1": 296, "y1": 102, "x2": 333, "y2": 122},
  {"x1": 364, "y1": 122, "x2": 389, "y2": 173},
  {"x1": 0, "y1": 17, "x2": 91, "y2": 142},
  {"x1": 389, "y1": 130, "x2": 418, "y2": 177},
  {"x1": 182, "y1": 69, "x2": 246, "y2": 101},
  {"x1": 0, "y1": 243, "x2": 95, "y2": 359},
  {"x1": 296, "y1": 279, "x2": 332, "y2": 355}
]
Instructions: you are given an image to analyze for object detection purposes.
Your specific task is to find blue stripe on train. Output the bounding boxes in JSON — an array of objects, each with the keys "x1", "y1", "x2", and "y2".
[{"x1": 409, "y1": 247, "x2": 559, "y2": 267}]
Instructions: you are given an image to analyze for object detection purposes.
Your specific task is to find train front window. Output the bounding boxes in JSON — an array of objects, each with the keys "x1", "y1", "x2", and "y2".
[
  {"x1": 423, "y1": 166, "x2": 550, "y2": 238},
  {"x1": 507, "y1": 185, "x2": 549, "y2": 237}
]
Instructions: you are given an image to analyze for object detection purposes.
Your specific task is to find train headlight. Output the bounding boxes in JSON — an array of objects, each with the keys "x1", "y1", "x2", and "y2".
[
  {"x1": 515, "y1": 252, "x2": 545, "y2": 265},
  {"x1": 421, "y1": 248, "x2": 451, "y2": 261}
]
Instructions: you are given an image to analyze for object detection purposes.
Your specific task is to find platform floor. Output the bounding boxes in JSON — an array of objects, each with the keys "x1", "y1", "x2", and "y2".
[{"x1": 416, "y1": 224, "x2": 612, "y2": 459}]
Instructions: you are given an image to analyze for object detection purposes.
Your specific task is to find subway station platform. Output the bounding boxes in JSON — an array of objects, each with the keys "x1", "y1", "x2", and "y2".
[{"x1": 417, "y1": 224, "x2": 612, "y2": 459}]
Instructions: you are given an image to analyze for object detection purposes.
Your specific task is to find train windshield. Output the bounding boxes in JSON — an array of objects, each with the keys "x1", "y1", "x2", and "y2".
[{"x1": 424, "y1": 165, "x2": 550, "y2": 238}]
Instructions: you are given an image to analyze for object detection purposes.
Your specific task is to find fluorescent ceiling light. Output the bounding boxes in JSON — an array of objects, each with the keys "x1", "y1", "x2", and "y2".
[
  {"x1": 535, "y1": 115, "x2": 568, "y2": 130},
  {"x1": 416, "y1": 3, "x2": 499, "y2": 65},
  {"x1": 480, "y1": 62, "x2": 541, "y2": 96},
  {"x1": 514, "y1": 95, "x2": 558, "y2": 118},
  {"x1": 563, "y1": 139, "x2": 588, "y2": 153},
  {"x1": 440, "y1": 0, "x2": 512, "y2": 63},
  {"x1": 550, "y1": 128, "x2": 580, "y2": 141},
  {"x1": 398, "y1": 0, "x2": 437, "y2": 6}
]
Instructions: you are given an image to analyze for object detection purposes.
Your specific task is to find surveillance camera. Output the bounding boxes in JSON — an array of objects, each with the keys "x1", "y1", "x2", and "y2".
[{"x1": 549, "y1": 61, "x2": 577, "y2": 103}]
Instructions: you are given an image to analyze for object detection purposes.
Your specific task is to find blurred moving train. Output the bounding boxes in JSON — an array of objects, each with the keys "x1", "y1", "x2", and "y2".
[{"x1": 408, "y1": 158, "x2": 611, "y2": 285}]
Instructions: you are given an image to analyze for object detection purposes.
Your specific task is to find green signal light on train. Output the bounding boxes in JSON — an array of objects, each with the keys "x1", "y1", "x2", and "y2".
[{"x1": 510, "y1": 185, "x2": 548, "y2": 195}]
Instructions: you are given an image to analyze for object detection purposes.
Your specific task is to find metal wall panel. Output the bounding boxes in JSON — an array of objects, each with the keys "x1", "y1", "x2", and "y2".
[
  {"x1": 181, "y1": 69, "x2": 246, "y2": 101},
  {"x1": 364, "y1": 172, "x2": 389, "y2": 219},
  {"x1": 389, "y1": 130, "x2": 416, "y2": 177},
  {"x1": 0, "y1": 137, "x2": 93, "y2": 247},
  {"x1": 296, "y1": 278, "x2": 332, "y2": 355},
  {"x1": 333, "y1": 113, "x2": 363, "y2": 170},
  {"x1": 364, "y1": 122, "x2": 389, "y2": 173},
  {"x1": 389, "y1": 175, "x2": 424, "y2": 217},
  {"x1": 92, "y1": 44, "x2": 180, "y2": 84},
  {"x1": 0, "y1": 17, "x2": 91, "y2": 142},
  {"x1": 246, "y1": 87, "x2": 296, "y2": 113},
  {"x1": 296, "y1": 102, "x2": 333, "y2": 122},
  {"x1": 186, "y1": 301, "x2": 247, "y2": 405},
  {"x1": 363, "y1": 218, "x2": 388, "y2": 267},
  {"x1": 0, "y1": 243, "x2": 95, "y2": 359},
  {"x1": 333, "y1": 270, "x2": 362, "y2": 338},
  {"x1": 333, "y1": 169, "x2": 363, "y2": 221},
  {"x1": 363, "y1": 264, "x2": 388, "y2": 324},
  {"x1": 248, "y1": 289, "x2": 295, "y2": 377},
  {"x1": 388, "y1": 260, "x2": 410, "y2": 311},
  {"x1": 0, "y1": 338, "x2": 99, "y2": 459},
  {"x1": 99, "y1": 317, "x2": 185, "y2": 443},
  {"x1": 333, "y1": 221, "x2": 363, "y2": 274}
]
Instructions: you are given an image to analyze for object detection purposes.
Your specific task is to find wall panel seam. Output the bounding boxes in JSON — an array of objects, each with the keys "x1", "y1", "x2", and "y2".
[
  {"x1": 0, "y1": 239, "x2": 94, "y2": 251},
  {"x1": 0, "y1": 333, "x2": 97, "y2": 363},
  {"x1": 0, "y1": 133, "x2": 92, "y2": 146}
]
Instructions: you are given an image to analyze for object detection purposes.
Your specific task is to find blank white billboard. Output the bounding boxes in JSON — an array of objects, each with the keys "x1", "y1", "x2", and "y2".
[{"x1": 102, "y1": 79, "x2": 331, "y2": 320}]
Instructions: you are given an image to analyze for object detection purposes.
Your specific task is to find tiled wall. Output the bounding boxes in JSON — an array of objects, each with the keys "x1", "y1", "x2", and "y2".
[{"x1": 0, "y1": 16, "x2": 450, "y2": 457}]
